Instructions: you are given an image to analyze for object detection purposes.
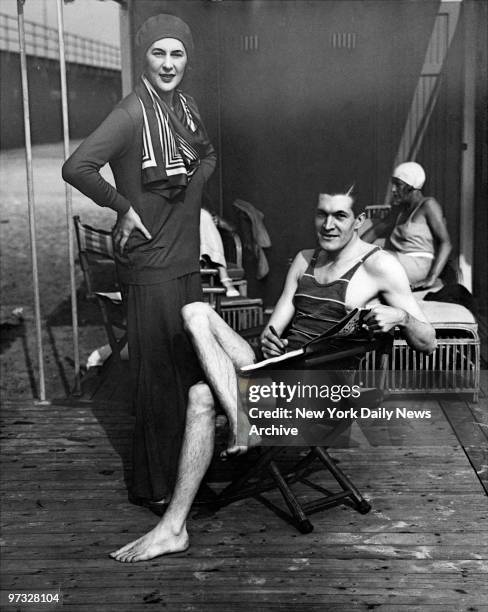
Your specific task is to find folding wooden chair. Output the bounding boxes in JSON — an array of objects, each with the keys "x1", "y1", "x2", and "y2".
[
  {"x1": 214, "y1": 215, "x2": 246, "y2": 292},
  {"x1": 210, "y1": 334, "x2": 393, "y2": 533},
  {"x1": 73, "y1": 215, "x2": 128, "y2": 373}
]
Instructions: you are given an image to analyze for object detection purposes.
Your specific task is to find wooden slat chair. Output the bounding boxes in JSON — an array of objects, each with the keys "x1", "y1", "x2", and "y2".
[
  {"x1": 73, "y1": 216, "x2": 128, "y2": 374},
  {"x1": 200, "y1": 215, "x2": 246, "y2": 294},
  {"x1": 201, "y1": 215, "x2": 264, "y2": 329},
  {"x1": 210, "y1": 334, "x2": 393, "y2": 534},
  {"x1": 200, "y1": 269, "x2": 225, "y2": 312},
  {"x1": 214, "y1": 215, "x2": 246, "y2": 289},
  {"x1": 382, "y1": 301, "x2": 479, "y2": 401}
]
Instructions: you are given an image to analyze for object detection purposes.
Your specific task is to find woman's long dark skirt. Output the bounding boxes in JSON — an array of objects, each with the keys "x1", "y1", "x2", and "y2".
[{"x1": 126, "y1": 272, "x2": 204, "y2": 501}]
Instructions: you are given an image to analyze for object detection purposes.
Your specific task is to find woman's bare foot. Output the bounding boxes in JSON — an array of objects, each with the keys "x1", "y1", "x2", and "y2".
[
  {"x1": 225, "y1": 286, "x2": 240, "y2": 298},
  {"x1": 110, "y1": 524, "x2": 189, "y2": 563}
]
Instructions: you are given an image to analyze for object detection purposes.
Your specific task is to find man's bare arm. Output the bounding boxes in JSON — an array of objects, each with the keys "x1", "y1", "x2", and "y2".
[
  {"x1": 364, "y1": 252, "x2": 437, "y2": 353},
  {"x1": 260, "y1": 251, "x2": 308, "y2": 357}
]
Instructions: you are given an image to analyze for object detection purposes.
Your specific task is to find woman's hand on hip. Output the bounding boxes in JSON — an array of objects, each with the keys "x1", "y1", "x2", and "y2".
[{"x1": 113, "y1": 207, "x2": 152, "y2": 254}]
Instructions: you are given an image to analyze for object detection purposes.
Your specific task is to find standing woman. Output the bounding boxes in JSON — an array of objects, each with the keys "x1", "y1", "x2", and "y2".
[{"x1": 62, "y1": 14, "x2": 216, "y2": 507}]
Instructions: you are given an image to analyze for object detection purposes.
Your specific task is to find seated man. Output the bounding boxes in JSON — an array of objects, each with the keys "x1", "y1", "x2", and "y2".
[
  {"x1": 110, "y1": 189, "x2": 436, "y2": 563},
  {"x1": 362, "y1": 161, "x2": 452, "y2": 289}
]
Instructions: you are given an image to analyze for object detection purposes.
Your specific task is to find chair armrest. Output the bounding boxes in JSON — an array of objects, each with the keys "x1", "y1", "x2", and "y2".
[
  {"x1": 365, "y1": 205, "x2": 392, "y2": 219},
  {"x1": 94, "y1": 293, "x2": 127, "y2": 331},
  {"x1": 95, "y1": 291, "x2": 123, "y2": 304}
]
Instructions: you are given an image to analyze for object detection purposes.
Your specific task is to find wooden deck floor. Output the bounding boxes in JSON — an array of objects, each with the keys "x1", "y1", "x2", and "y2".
[{"x1": 1, "y1": 391, "x2": 488, "y2": 611}]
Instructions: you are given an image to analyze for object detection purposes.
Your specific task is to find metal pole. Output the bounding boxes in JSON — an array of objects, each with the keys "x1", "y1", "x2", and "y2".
[
  {"x1": 16, "y1": 0, "x2": 47, "y2": 402},
  {"x1": 56, "y1": 0, "x2": 81, "y2": 394},
  {"x1": 216, "y1": 4, "x2": 224, "y2": 217},
  {"x1": 459, "y1": 0, "x2": 475, "y2": 292}
]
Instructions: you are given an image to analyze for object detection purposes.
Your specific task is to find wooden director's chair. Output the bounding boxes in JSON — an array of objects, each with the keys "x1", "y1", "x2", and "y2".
[
  {"x1": 73, "y1": 215, "x2": 128, "y2": 375},
  {"x1": 209, "y1": 334, "x2": 393, "y2": 534}
]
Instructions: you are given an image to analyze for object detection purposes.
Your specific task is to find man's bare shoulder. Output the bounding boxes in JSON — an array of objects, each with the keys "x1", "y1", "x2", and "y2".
[
  {"x1": 363, "y1": 248, "x2": 407, "y2": 281},
  {"x1": 289, "y1": 249, "x2": 313, "y2": 277}
]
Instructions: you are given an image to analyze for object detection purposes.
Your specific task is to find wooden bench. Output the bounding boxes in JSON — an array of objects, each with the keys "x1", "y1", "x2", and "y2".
[{"x1": 362, "y1": 301, "x2": 480, "y2": 402}]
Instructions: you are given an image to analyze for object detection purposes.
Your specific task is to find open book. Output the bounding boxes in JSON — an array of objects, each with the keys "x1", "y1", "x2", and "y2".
[{"x1": 240, "y1": 308, "x2": 370, "y2": 373}]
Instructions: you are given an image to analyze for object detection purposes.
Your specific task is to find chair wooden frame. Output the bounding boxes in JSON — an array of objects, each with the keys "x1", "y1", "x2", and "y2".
[
  {"x1": 200, "y1": 215, "x2": 264, "y2": 327},
  {"x1": 210, "y1": 335, "x2": 392, "y2": 533},
  {"x1": 73, "y1": 215, "x2": 128, "y2": 371}
]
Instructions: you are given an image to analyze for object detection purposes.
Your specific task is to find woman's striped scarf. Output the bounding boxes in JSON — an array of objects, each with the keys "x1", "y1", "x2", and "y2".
[{"x1": 135, "y1": 76, "x2": 203, "y2": 198}]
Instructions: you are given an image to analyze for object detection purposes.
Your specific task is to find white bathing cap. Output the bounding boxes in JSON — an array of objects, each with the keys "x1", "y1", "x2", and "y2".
[{"x1": 392, "y1": 162, "x2": 426, "y2": 189}]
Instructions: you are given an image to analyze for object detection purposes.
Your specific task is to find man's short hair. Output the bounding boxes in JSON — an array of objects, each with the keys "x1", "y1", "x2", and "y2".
[
  {"x1": 347, "y1": 188, "x2": 365, "y2": 217},
  {"x1": 317, "y1": 186, "x2": 365, "y2": 217}
]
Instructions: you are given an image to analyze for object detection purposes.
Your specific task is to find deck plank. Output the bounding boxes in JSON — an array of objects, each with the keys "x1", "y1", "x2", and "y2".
[
  {"x1": 1, "y1": 395, "x2": 487, "y2": 610},
  {"x1": 440, "y1": 399, "x2": 488, "y2": 494}
]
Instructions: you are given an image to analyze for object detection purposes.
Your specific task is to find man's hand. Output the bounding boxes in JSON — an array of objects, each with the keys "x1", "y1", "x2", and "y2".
[
  {"x1": 113, "y1": 207, "x2": 151, "y2": 254},
  {"x1": 363, "y1": 304, "x2": 407, "y2": 334},
  {"x1": 260, "y1": 326, "x2": 288, "y2": 359}
]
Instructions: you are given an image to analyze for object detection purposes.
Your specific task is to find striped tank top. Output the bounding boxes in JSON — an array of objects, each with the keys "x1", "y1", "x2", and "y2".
[{"x1": 286, "y1": 246, "x2": 381, "y2": 350}]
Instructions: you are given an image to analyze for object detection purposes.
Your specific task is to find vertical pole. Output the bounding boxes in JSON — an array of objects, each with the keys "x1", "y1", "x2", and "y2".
[
  {"x1": 17, "y1": 0, "x2": 47, "y2": 402},
  {"x1": 216, "y1": 4, "x2": 224, "y2": 217},
  {"x1": 119, "y1": 0, "x2": 133, "y2": 96},
  {"x1": 459, "y1": 0, "x2": 475, "y2": 291},
  {"x1": 56, "y1": 0, "x2": 81, "y2": 394}
]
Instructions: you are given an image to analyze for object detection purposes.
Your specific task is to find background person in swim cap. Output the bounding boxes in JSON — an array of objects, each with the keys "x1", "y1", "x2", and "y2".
[{"x1": 363, "y1": 161, "x2": 452, "y2": 289}]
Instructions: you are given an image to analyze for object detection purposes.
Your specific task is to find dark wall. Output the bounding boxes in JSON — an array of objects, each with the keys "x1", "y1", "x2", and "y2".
[
  {"x1": 1, "y1": 51, "x2": 121, "y2": 149},
  {"x1": 473, "y1": 0, "x2": 488, "y2": 313},
  {"x1": 130, "y1": 0, "x2": 467, "y2": 306},
  {"x1": 218, "y1": 1, "x2": 440, "y2": 304}
]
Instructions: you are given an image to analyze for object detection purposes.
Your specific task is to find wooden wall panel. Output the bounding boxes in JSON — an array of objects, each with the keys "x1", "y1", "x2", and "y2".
[
  {"x1": 218, "y1": 1, "x2": 439, "y2": 304},
  {"x1": 129, "y1": 1, "x2": 465, "y2": 307}
]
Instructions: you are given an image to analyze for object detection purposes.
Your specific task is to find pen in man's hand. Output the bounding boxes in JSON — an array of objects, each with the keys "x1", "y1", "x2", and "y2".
[{"x1": 269, "y1": 325, "x2": 280, "y2": 338}]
